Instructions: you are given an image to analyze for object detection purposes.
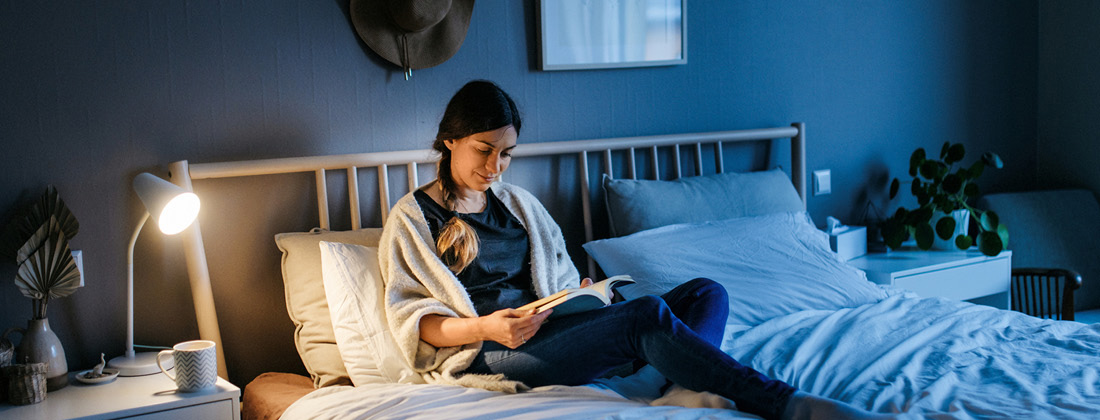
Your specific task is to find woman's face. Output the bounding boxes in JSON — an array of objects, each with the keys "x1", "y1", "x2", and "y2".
[{"x1": 445, "y1": 125, "x2": 517, "y2": 195}]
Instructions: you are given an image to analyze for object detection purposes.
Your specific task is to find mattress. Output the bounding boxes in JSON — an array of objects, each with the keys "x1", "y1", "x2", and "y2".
[{"x1": 279, "y1": 295, "x2": 1100, "y2": 419}]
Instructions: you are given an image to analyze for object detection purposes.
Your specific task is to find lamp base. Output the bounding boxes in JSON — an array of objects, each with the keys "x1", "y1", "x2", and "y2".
[{"x1": 108, "y1": 352, "x2": 173, "y2": 377}]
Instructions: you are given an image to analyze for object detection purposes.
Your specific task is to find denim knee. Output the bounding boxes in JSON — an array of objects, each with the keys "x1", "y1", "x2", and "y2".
[
  {"x1": 686, "y1": 278, "x2": 728, "y2": 307},
  {"x1": 621, "y1": 295, "x2": 671, "y2": 328},
  {"x1": 626, "y1": 294, "x2": 666, "y2": 314},
  {"x1": 685, "y1": 277, "x2": 727, "y2": 299}
]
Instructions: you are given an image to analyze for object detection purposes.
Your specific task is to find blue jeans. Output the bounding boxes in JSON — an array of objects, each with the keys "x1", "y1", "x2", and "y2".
[{"x1": 465, "y1": 278, "x2": 797, "y2": 419}]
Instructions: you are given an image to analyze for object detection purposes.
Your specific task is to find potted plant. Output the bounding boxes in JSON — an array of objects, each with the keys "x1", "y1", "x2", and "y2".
[
  {"x1": 0, "y1": 186, "x2": 81, "y2": 391},
  {"x1": 879, "y1": 142, "x2": 1009, "y2": 257}
]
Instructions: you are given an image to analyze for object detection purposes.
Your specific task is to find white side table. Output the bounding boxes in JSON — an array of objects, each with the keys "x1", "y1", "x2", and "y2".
[
  {"x1": 848, "y1": 249, "x2": 1012, "y2": 309},
  {"x1": 0, "y1": 371, "x2": 240, "y2": 419}
]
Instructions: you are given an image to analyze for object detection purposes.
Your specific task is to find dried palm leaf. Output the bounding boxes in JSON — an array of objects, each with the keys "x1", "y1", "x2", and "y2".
[
  {"x1": 14, "y1": 217, "x2": 81, "y2": 304},
  {"x1": 1, "y1": 186, "x2": 79, "y2": 262}
]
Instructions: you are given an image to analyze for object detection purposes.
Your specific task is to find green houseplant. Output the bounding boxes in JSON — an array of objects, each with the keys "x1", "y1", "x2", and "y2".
[
  {"x1": 1, "y1": 186, "x2": 81, "y2": 390},
  {"x1": 879, "y1": 142, "x2": 1009, "y2": 257}
]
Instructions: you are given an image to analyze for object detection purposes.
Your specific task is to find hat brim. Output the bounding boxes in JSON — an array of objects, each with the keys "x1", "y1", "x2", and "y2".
[{"x1": 351, "y1": 0, "x2": 474, "y2": 70}]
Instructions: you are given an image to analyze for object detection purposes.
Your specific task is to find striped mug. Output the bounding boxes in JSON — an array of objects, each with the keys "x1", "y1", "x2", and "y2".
[{"x1": 157, "y1": 340, "x2": 217, "y2": 392}]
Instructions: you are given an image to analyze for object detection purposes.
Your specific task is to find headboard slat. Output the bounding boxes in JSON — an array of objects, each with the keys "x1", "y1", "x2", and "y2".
[
  {"x1": 626, "y1": 147, "x2": 636, "y2": 180},
  {"x1": 315, "y1": 169, "x2": 330, "y2": 230},
  {"x1": 348, "y1": 167, "x2": 361, "y2": 230},
  {"x1": 378, "y1": 165, "x2": 390, "y2": 223},
  {"x1": 407, "y1": 162, "x2": 419, "y2": 192},
  {"x1": 603, "y1": 150, "x2": 613, "y2": 180}
]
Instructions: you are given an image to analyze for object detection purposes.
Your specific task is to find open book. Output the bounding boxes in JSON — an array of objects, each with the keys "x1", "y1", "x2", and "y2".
[{"x1": 517, "y1": 275, "x2": 635, "y2": 318}]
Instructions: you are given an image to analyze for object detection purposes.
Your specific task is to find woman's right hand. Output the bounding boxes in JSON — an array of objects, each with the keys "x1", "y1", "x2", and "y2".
[{"x1": 480, "y1": 308, "x2": 553, "y2": 349}]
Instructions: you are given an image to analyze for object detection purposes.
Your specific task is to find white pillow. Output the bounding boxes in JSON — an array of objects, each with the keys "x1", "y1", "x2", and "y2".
[
  {"x1": 583, "y1": 212, "x2": 887, "y2": 327},
  {"x1": 319, "y1": 241, "x2": 424, "y2": 386}
]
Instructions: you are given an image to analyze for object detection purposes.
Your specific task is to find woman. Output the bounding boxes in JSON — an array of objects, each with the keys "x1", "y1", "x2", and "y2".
[{"x1": 378, "y1": 80, "x2": 891, "y2": 420}]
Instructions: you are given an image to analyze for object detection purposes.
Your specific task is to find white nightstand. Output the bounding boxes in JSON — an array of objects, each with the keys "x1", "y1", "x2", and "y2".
[
  {"x1": 0, "y1": 371, "x2": 240, "y2": 419},
  {"x1": 847, "y1": 248, "x2": 1012, "y2": 309}
]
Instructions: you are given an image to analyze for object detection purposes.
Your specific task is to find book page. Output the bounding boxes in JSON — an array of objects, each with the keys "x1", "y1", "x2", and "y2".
[{"x1": 517, "y1": 275, "x2": 634, "y2": 315}]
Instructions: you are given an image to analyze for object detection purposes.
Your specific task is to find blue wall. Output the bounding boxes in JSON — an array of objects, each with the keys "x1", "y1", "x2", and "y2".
[
  {"x1": 1039, "y1": 1, "x2": 1100, "y2": 192},
  {"x1": 0, "y1": 1, "x2": 1038, "y2": 386}
]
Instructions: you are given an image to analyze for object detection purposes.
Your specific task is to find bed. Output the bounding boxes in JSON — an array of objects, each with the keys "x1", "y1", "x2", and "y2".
[{"x1": 167, "y1": 123, "x2": 1100, "y2": 419}]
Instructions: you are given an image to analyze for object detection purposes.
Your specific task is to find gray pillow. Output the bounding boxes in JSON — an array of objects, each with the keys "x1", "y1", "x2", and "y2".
[{"x1": 602, "y1": 169, "x2": 804, "y2": 237}]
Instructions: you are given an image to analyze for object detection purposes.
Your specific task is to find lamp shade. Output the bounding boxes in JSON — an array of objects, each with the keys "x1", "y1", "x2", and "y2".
[{"x1": 133, "y1": 173, "x2": 200, "y2": 235}]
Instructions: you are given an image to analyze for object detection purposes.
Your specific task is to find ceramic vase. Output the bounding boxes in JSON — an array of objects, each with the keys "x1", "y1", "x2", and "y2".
[
  {"x1": 13, "y1": 319, "x2": 68, "y2": 391},
  {"x1": 931, "y1": 209, "x2": 970, "y2": 251}
]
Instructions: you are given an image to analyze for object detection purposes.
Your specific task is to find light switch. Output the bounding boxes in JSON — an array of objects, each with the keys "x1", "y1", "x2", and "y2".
[
  {"x1": 813, "y1": 169, "x2": 831, "y2": 196},
  {"x1": 72, "y1": 250, "x2": 84, "y2": 287}
]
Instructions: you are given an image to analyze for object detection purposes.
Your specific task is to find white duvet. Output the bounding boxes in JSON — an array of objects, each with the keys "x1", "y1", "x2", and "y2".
[
  {"x1": 282, "y1": 295, "x2": 1100, "y2": 419},
  {"x1": 727, "y1": 295, "x2": 1100, "y2": 419}
]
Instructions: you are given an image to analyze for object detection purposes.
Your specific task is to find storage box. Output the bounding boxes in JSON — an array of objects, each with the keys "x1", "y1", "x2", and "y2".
[{"x1": 829, "y1": 226, "x2": 867, "y2": 261}]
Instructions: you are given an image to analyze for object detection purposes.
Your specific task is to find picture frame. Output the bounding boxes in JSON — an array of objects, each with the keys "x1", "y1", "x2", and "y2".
[{"x1": 538, "y1": 0, "x2": 687, "y2": 71}]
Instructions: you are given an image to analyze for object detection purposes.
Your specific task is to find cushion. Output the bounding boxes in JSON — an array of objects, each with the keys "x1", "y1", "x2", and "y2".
[
  {"x1": 275, "y1": 228, "x2": 383, "y2": 388},
  {"x1": 583, "y1": 212, "x2": 887, "y2": 327},
  {"x1": 241, "y1": 372, "x2": 315, "y2": 420},
  {"x1": 319, "y1": 241, "x2": 423, "y2": 385},
  {"x1": 602, "y1": 169, "x2": 804, "y2": 237}
]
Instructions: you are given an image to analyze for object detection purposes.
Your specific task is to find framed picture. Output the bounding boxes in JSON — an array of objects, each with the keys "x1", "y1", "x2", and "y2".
[{"x1": 538, "y1": 0, "x2": 687, "y2": 71}]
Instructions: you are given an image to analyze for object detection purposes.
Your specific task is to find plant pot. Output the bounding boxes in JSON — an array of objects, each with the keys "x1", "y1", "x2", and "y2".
[
  {"x1": 931, "y1": 209, "x2": 970, "y2": 251},
  {"x1": 8, "y1": 319, "x2": 68, "y2": 391}
]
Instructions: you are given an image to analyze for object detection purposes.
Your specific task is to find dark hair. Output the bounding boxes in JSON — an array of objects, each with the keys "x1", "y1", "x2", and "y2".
[
  {"x1": 432, "y1": 80, "x2": 521, "y2": 273},
  {"x1": 435, "y1": 80, "x2": 522, "y2": 143}
]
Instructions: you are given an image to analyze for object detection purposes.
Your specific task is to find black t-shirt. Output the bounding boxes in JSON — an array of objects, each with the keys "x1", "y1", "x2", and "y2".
[{"x1": 414, "y1": 188, "x2": 537, "y2": 315}]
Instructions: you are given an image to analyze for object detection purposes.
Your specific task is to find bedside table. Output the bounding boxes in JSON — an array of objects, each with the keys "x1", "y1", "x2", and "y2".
[
  {"x1": 0, "y1": 371, "x2": 240, "y2": 419},
  {"x1": 848, "y1": 249, "x2": 1012, "y2": 309}
]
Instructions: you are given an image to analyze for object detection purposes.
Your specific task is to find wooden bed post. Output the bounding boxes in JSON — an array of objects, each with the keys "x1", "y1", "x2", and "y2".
[
  {"x1": 791, "y1": 122, "x2": 807, "y2": 208},
  {"x1": 169, "y1": 160, "x2": 229, "y2": 379}
]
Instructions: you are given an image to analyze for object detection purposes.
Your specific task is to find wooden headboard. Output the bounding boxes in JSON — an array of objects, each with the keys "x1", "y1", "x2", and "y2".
[{"x1": 168, "y1": 123, "x2": 805, "y2": 383}]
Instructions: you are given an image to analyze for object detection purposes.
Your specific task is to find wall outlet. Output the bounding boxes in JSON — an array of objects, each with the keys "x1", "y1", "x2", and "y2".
[
  {"x1": 72, "y1": 249, "x2": 84, "y2": 287},
  {"x1": 813, "y1": 169, "x2": 832, "y2": 196}
]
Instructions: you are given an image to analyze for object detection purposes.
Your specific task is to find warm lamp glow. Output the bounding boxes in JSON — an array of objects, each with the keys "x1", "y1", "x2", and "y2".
[{"x1": 157, "y1": 192, "x2": 200, "y2": 235}]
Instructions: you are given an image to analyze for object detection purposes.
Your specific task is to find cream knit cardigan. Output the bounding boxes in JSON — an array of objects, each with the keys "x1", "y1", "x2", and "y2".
[{"x1": 378, "y1": 181, "x2": 580, "y2": 392}]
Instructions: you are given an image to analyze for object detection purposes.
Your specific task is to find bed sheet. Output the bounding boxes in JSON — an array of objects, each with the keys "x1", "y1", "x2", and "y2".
[
  {"x1": 280, "y1": 381, "x2": 758, "y2": 420},
  {"x1": 282, "y1": 295, "x2": 1100, "y2": 420}
]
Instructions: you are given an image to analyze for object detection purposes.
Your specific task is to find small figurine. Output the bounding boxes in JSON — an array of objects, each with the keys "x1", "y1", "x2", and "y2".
[
  {"x1": 75, "y1": 352, "x2": 118, "y2": 384},
  {"x1": 91, "y1": 353, "x2": 105, "y2": 377}
]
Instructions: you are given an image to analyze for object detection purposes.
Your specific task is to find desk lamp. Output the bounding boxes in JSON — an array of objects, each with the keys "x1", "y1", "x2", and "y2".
[{"x1": 108, "y1": 172, "x2": 200, "y2": 376}]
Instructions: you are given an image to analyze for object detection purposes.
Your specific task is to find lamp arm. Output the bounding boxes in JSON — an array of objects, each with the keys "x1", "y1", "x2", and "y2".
[{"x1": 125, "y1": 212, "x2": 150, "y2": 359}]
